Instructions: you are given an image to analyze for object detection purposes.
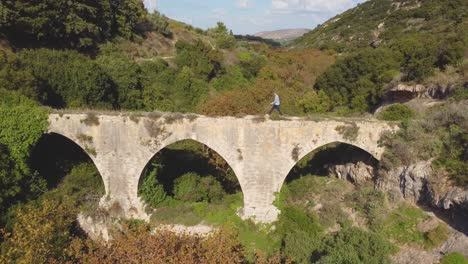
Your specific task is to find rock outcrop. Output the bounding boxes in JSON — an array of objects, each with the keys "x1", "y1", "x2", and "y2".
[
  {"x1": 328, "y1": 161, "x2": 375, "y2": 185},
  {"x1": 385, "y1": 82, "x2": 458, "y2": 102},
  {"x1": 376, "y1": 160, "x2": 468, "y2": 232}
]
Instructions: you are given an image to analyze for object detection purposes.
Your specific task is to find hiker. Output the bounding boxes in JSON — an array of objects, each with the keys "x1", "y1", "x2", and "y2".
[{"x1": 268, "y1": 92, "x2": 283, "y2": 115}]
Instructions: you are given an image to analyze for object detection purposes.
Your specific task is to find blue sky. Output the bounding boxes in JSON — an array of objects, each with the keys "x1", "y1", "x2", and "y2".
[{"x1": 143, "y1": 0, "x2": 366, "y2": 35}]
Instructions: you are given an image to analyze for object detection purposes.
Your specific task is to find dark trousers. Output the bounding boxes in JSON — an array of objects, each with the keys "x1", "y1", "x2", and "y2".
[{"x1": 269, "y1": 104, "x2": 282, "y2": 115}]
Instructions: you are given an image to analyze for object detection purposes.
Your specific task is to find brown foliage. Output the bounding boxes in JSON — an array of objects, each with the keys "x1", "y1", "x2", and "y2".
[
  {"x1": 198, "y1": 49, "x2": 335, "y2": 116},
  {"x1": 74, "y1": 225, "x2": 246, "y2": 263}
]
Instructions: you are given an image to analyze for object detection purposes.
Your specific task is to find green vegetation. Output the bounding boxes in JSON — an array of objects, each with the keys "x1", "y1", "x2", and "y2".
[
  {"x1": 335, "y1": 122, "x2": 360, "y2": 141},
  {"x1": 317, "y1": 227, "x2": 396, "y2": 264},
  {"x1": 0, "y1": 0, "x2": 466, "y2": 262},
  {"x1": 378, "y1": 103, "x2": 415, "y2": 121},
  {"x1": 295, "y1": 0, "x2": 467, "y2": 54},
  {"x1": 381, "y1": 102, "x2": 467, "y2": 187},
  {"x1": 440, "y1": 253, "x2": 468, "y2": 264},
  {"x1": 1, "y1": 0, "x2": 148, "y2": 50},
  {"x1": 174, "y1": 173, "x2": 224, "y2": 203},
  {"x1": 0, "y1": 89, "x2": 49, "y2": 223}
]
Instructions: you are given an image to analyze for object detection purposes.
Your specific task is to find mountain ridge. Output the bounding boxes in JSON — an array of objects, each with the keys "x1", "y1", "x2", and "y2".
[{"x1": 255, "y1": 28, "x2": 311, "y2": 41}]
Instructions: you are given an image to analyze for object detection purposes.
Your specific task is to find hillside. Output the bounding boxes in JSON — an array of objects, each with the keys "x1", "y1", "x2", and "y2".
[
  {"x1": 293, "y1": 0, "x2": 467, "y2": 52},
  {"x1": 0, "y1": 1, "x2": 467, "y2": 263},
  {"x1": 255, "y1": 28, "x2": 310, "y2": 42}
]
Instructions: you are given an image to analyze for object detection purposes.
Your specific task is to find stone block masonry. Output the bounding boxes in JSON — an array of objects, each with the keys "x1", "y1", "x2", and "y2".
[{"x1": 48, "y1": 112, "x2": 396, "y2": 223}]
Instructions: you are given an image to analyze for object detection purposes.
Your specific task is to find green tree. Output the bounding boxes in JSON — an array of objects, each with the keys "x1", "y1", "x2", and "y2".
[
  {"x1": 18, "y1": 49, "x2": 115, "y2": 108},
  {"x1": 378, "y1": 103, "x2": 414, "y2": 121},
  {"x1": 173, "y1": 173, "x2": 224, "y2": 203},
  {"x1": 391, "y1": 35, "x2": 438, "y2": 81},
  {"x1": 0, "y1": 50, "x2": 43, "y2": 102},
  {"x1": 1, "y1": 0, "x2": 147, "y2": 50},
  {"x1": 210, "y1": 22, "x2": 235, "y2": 49},
  {"x1": 297, "y1": 90, "x2": 332, "y2": 113},
  {"x1": 175, "y1": 39, "x2": 223, "y2": 80},
  {"x1": 111, "y1": 0, "x2": 147, "y2": 39},
  {"x1": 146, "y1": 11, "x2": 171, "y2": 37},
  {"x1": 0, "y1": 198, "x2": 78, "y2": 263},
  {"x1": 315, "y1": 47, "x2": 401, "y2": 111},
  {"x1": 139, "y1": 163, "x2": 167, "y2": 208},
  {"x1": 316, "y1": 227, "x2": 396, "y2": 264},
  {"x1": 2, "y1": 0, "x2": 113, "y2": 49},
  {"x1": 140, "y1": 59, "x2": 176, "y2": 111},
  {"x1": 96, "y1": 53, "x2": 143, "y2": 110},
  {"x1": 0, "y1": 89, "x2": 48, "y2": 222},
  {"x1": 173, "y1": 67, "x2": 209, "y2": 112}
]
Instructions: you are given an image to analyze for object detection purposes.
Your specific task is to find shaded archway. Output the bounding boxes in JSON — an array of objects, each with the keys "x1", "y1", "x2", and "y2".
[
  {"x1": 286, "y1": 141, "x2": 379, "y2": 184},
  {"x1": 138, "y1": 139, "x2": 244, "y2": 226},
  {"x1": 30, "y1": 133, "x2": 105, "y2": 211},
  {"x1": 276, "y1": 142, "x2": 380, "y2": 227}
]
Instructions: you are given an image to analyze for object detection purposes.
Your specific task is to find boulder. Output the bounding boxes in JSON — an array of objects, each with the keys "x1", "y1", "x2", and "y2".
[{"x1": 328, "y1": 161, "x2": 375, "y2": 185}]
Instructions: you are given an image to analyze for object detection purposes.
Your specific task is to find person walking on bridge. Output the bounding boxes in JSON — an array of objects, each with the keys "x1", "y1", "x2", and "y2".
[{"x1": 268, "y1": 92, "x2": 283, "y2": 115}]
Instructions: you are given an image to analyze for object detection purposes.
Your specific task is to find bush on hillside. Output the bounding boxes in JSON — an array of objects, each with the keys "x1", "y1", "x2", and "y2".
[
  {"x1": 0, "y1": 89, "x2": 48, "y2": 220},
  {"x1": 276, "y1": 206, "x2": 324, "y2": 264},
  {"x1": 380, "y1": 103, "x2": 467, "y2": 187},
  {"x1": 440, "y1": 252, "x2": 468, "y2": 264},
  {"x1": 378, "y1": 103, "x2": 414, "y2": 121},
  {"x1": 296, "y1": 90, "x2": 332, "y2": 113},
  {"x1": 173, "y1": 173, "x2": 224, "y2": 203},
  {"x1": 315, "y1": 227, "x2": 396, "y2": 264},
  {"x1": 175, "y1": 39, "x2": 223, "y2": 80},
  {"x1": 0, "y1": 198, "x2": 78, "y2": 263},
  {"x1": 17, "y1": 49, "x2": 114, "y2": 108},
  {"x1": 1, "y1": 0, "x2": 147, "y2": 50},
  {"x1": 139, "y1": 164, "x2": 168, "y2": 208},
  {"x1": 315, "y1": 47, "x2": 401, "y2": 112},
  {"x1": 146, "y1": 11, "x2": 172, "y2": 37}
]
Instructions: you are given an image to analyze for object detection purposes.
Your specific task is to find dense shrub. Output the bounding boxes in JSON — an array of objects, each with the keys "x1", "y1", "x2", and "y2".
[
  {"x1": 208, "y1": 22, "x2": 236, "y2": 49},
  {"x1": 146, "y1": 11, "x2": 172, "y2": 37},
  {"x1": 139, "y1": 163, "x2": 167, "y2": 208},
  {"x1": 381, "y1": 103, "x2": 467, "y2": 186},
  {"x1": 96, "y1": 52, "x2": 143, "y2": 110},
  {"x1": 1, "y1": 0, "x2": 147, "y2": 50},
  {"x1": 175, "y1": 39, "x2": 223, "y2": 80},
  {"x1": 73, "y1": 227, "x2": 246, "y2": 263},
  {"x1": 315, "y1": 227, "x2": 396, "y2": 264},
  {"x1": 296, "y1": 90, "x2": 332, "y2": 113},
  {"x1": 276, "y1": 206, "x2": 324, "y2": 264},
  {"x1": 440, "y1": 252, "x2": 468, "y2": 264},
  {"x1": 17, "y1": 49, "x2": 114, "y2": 108},
  {"x1": 0, "y1": 89, "x2": 48, "y2": 218},
  {"x1": 315, "y1": 47, "x2": 401, "y2": 112},
  {"x1": 173, "y1": 173, "x2": 224, "y2": 203},
  {"x1": 0, "y1": 198, "x2": 78, "y2": 263},
  {"x1": 378, "y1": 103, "x2": 414, "y2": 121},
  {"x1": 346, "y1": 187, "x2": 386, "y2": 229}
]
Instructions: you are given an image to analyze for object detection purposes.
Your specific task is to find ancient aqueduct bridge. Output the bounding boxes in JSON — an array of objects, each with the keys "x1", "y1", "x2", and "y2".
[{"x1": 48, "y1": 111, "x2": 397, "y2": 223}]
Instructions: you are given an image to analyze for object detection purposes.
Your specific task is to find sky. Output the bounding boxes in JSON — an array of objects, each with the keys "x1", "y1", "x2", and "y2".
[{"x1": 143, "y1": 0, "x2": 366, "y2": 35}]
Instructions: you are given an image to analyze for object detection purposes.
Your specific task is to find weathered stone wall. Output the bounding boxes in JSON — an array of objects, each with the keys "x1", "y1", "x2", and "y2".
[{"x1": 48, "y1": 112, "x2": 396, "y2": 223}]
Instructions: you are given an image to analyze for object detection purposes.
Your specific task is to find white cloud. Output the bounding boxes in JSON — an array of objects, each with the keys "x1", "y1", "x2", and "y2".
[
  {"x1": 271, "y1": 0, "x2": 356, "y2": 14},
  {"x1": 211, "y1": 8, "x2": 228, "y2": 19},
  {"x1": 237, "y1": 0, "x2": 252, "y2": 9},
  {"x1": 143, "y1": 0, "x2": 157, "y2": 12}
]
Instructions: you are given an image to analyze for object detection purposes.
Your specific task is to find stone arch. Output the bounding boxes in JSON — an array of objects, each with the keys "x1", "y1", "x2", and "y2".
[
  {"x1": 41, "y1": 132, "x2": 108, "y2": 194},
  {"x1": 278, "y1": 140, "x2": 380, "y2": 193},
  {"x1": 136, "y1": 137, "x2": 246, "y2": 204}
]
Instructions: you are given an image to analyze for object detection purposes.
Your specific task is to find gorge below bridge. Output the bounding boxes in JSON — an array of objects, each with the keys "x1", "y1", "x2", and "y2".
[{"x1": 48, "y1": 111, "x2": 397, "y2": 223}]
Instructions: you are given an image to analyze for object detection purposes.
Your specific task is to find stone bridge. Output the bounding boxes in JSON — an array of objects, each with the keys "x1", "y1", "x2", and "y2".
[{"x1": 48, "y1": 111, "x2": 396, "y2": 223}]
